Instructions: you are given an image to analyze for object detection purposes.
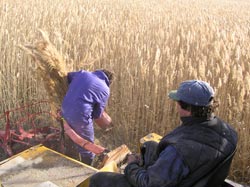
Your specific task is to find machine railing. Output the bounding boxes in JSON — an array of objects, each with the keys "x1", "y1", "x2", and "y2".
[{"x1": 0, "y1": 100, "x2": 64, "y2": 158}]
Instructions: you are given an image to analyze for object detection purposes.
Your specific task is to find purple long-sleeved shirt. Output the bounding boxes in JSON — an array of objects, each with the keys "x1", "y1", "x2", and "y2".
[{"x1": 61, "y1": 70, "x2": 110, "y2": 129}]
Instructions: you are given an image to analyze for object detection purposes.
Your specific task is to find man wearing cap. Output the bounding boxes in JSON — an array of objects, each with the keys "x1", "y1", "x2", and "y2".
[{"x1": 89, "y1": 80, "x2": 238, "y2": 187}]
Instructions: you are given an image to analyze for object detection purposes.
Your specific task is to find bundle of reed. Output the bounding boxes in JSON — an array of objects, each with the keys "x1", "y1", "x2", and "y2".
[{"x1": 20, "y1": 30, "x2": 68, "y2": 114}]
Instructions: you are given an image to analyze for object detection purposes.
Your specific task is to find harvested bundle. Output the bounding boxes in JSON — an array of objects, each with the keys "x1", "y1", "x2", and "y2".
[{"x1": 20, "y1": 30, "x2": 68, "y2": 114}]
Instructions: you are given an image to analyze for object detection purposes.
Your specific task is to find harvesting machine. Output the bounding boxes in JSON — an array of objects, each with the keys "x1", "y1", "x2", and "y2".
[{"x1": 0, "y1": 102, "x2": 246, "y2": 187}]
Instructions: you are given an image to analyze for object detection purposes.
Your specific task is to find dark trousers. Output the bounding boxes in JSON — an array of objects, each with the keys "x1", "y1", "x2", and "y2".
[
  {"x1": 89, "y1": 141, "x2": 159, "y2": 187},
  {"x1": 89, "y1": 172, "x2": 132, "y2": 187}
]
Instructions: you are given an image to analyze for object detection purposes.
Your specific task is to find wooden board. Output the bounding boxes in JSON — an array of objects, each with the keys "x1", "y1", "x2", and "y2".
[{"x1": 94, "y1": 144, "x2": 131, "y2": 169}]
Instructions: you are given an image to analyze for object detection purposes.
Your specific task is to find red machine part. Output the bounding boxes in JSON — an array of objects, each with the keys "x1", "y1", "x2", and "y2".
[{"x1": 0, "y1": 100, "x2": 63, "y2": 159}]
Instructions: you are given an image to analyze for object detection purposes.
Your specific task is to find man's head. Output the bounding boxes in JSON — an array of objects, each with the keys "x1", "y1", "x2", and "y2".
[
  {"x1": 168, "y1": 80, "x2": 216, "y2": 118},
  {"x1": 101, "y1": 69, "x2": 114, "y2": 85},
  {"x1": 168, "y1": 80, "x2": 214, "y2": 106}
]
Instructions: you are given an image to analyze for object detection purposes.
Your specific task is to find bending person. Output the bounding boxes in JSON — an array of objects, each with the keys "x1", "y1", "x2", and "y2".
[{"x1": 61, "y1": 69, "x2": 114, "y2": 165}]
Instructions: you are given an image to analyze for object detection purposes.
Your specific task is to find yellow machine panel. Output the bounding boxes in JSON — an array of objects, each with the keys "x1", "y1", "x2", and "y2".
[
  {"x1": 0, "y1": 145, "x2": 98, "y2": 187},
  {"x1": 140, "y1": 133, "x2": 162, "y2": 145}
]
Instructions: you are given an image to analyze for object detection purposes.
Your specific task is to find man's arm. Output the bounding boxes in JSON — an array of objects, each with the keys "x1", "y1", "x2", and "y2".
[
  {"x1": 94, "y1": 111, "x2": 113, "y2": 130},
  {"x1": 93, "y1": 93, "x2": 113, "y2": 130},
  {"x1": 124, "y1": 146, "x2": 189, "y2": 187}
]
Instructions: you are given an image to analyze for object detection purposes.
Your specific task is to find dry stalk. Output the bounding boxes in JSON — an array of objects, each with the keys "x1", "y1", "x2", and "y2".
[{"x1": 19, "y1": 30, "x2": 68, "y2": 114}]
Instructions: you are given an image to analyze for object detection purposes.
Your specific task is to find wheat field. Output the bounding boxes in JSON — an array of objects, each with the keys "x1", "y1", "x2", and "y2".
[{"x1": 0, "y1": 0, "x2": 250, "y2": 184}]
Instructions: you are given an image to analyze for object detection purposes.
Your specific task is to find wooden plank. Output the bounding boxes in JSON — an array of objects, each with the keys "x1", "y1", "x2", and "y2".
[{"x1": 95, "y1": 144, "x2": 131, "y2": 169}]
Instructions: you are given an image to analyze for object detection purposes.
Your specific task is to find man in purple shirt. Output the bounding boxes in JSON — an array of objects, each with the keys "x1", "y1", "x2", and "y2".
[{"x1": 61, "y1": 69, "x2": 114, "y2": 165}]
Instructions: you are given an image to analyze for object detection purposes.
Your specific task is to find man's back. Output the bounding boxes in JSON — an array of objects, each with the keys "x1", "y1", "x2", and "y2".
[
  {"x1": 62, "y1": 70, "x2": 110, "y2": 125},
  {"x1": 158, "y1": 116, "x2": 237, "y2": 187}
]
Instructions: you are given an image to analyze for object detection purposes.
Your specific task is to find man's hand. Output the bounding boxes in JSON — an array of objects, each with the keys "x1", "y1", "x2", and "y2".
[
  {"x1": 126, "y1": 153, "x2": 141, "y2": 164},
  {"x1": 95, "y1": 111, "x2": 112, "y2": 130}
]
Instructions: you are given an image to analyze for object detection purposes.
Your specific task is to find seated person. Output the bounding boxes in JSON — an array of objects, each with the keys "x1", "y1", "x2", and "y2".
[{"x1": 89, "y1": 80, "x2": 238, "y2": 187}]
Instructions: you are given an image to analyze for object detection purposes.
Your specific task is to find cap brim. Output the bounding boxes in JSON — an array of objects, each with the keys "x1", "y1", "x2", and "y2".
[{"x1": 168, "y1": 90, "x2": 180, "y2": 101}]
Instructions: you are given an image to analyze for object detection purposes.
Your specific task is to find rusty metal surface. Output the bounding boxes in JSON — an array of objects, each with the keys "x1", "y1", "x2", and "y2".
[{"x1": 0, "y1": 145, "x2": 97, "y2": 187}]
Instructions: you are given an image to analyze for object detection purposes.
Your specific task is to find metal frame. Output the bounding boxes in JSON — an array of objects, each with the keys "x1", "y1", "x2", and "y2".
[{"x1": 0, "y1": 100, "x2": 63, "y2": 157}]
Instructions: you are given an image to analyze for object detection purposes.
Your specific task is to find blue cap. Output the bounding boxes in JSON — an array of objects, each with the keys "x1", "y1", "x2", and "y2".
[{"x1": 168, "y1": 80, "x2": 215, "y2": 106}]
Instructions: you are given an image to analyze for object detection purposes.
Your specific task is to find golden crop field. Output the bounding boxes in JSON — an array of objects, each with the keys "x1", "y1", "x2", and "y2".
[{"x1": 0, "y1": 0, "x2": 250, "y2": 184}]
